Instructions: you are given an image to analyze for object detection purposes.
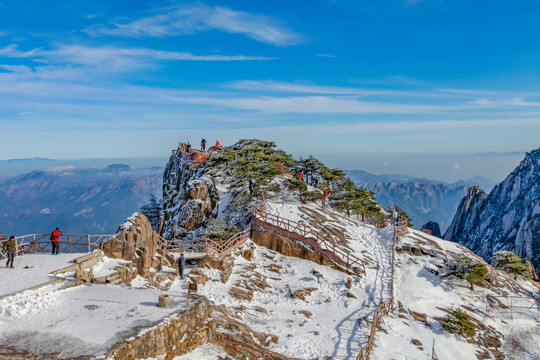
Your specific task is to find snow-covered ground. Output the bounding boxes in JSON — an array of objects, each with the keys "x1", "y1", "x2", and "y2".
[
  {"x1": 0, "y1": 253, "x2": 81, "y2": 296},
  {"x1": 261, "y1": 198, "x2": 396, "y2": 358},
  {"x1": 372, "y1": 229, "x2": 540, "y2": 360},
  {"x1": 2, "y1": 197, "x2": 538, "y2": 360},
  {"x1": 0, "y1": 254, "x2": 198, "y2": 359}
]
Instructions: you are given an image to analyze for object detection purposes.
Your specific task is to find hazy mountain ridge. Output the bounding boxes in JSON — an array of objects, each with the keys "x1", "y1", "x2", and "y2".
[
  {"x1": 0, "y1": 166, "x2": 162, "y2": 235},
  {"x1": 445, "y1": 148, "x2": 540, "y2": 270},
  {"x1": 345, "y1": 169, "x2": 496, "y2": 190},
  {"x1": 345, "y1": 169, "x2": 495, "y2": 231},
  {"x1": 0, "y1": 156, "x2": 167, "y2": 180}
]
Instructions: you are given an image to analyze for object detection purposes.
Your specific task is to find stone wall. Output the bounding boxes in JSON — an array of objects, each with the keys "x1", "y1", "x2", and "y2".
[{"x1": 104, "y1": 296, "x2": 216, "y2": 360}]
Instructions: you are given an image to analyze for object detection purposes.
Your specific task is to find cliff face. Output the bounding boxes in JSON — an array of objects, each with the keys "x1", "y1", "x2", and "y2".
[
  {"x1": 161, "y1": 148, "x2": 219, "y2": 239},
  {"x1": 444, "y1": 149, "x2": 540, "y2": 269}
]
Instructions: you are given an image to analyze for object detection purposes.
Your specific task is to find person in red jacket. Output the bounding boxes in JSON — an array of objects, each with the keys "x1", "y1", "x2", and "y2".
[
  {"x1": 50, "y1": 227, "x2": 62, "y2": 255},
  {"x1": 215, "y1": 140, "x2": 221, "y2": 147}
]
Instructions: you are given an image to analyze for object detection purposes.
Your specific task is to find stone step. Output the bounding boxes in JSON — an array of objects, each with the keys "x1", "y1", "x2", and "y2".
[{"x1": 50, "y1": 251, "x2": 104, "y2": 276}]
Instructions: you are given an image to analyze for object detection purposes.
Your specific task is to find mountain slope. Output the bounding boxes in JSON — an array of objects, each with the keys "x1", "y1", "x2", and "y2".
[
  {"x1": 158, "y1": 140, "x2": 539, "y2": 359},
  {"x1": 445, "y1": 149, "x2": 540, "y2": 270}
]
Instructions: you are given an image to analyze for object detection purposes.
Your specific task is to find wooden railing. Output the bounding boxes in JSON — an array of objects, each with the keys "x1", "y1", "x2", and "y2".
[
  {"x1": 0, "y1": 234, "x2": 114, "y2": 259},
  {"x1": 356, "y1": 296, "x2": 394, "y2": 360},
  {"x1": 394, "y1": 217, "x2": 408, "y2": 236},
  {"x1": 157, "y1": 228, "x2": 250, "y2": 255},
  {"x1": 252, "y1": 201, "x2": 366, "y2": 275}
]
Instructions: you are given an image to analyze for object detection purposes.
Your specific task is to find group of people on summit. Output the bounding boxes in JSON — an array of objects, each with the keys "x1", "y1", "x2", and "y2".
[
  {"x1": 179, "y1": 138, "x2": 221, "y2": 154},
  {"x1": 2, "y1": 227, "x2": 62, "y2": 268}
]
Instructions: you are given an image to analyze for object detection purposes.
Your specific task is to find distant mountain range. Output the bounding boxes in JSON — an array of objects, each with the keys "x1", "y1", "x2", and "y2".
[
  {"x1": 0, "y1": 165, "x2": 163, "y2": 236},
  {"x1": 345, "y1": 170, "x2": 497, "y2": 232},
  {"x1": 0, "y1": 156, "x2": 167, "y2": 180}
]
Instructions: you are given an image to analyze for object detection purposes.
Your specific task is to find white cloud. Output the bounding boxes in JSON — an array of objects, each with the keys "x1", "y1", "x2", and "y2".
[
  {"x1": 0, "y1": 44, "x2": 42, "y2": 58},
  {"x1": 47, "y1": 165, "x2": 76, "y2": 172},
  {"x1": 0, "y1": 44, "x2": 274, "y2": 79},
  {"x1": 470, "y1": 97, "x2": 540, "y2": 107},
  {"x1": 226, "y1": 80, "x2": 447, "y2": 97},
  {"x1": 84, "y1": 4, "x2": 303, "y2": 46},
  {"x1": 168, "y1": 95, "x2": 472, "y2": 114},
  {"x1": 453, "y1": 164, "x2": 460, "y2": 170}
]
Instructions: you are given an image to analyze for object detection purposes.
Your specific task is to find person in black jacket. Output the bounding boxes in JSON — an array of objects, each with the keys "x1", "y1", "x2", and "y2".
[{"x1": 177, "y1": 253, "x2": 186, "y2": 279}]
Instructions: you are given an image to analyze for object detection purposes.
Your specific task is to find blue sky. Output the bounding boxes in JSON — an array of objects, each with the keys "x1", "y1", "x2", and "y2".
[{"x1": 1, "y1": 0, "x2": 539, "y2": 182}]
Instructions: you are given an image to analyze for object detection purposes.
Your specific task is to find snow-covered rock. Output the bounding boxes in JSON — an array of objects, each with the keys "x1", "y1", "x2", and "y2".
[
  {"x1": 445, "y1": 148, "x2": 540, "y2": 271},
  {"x1": 162, "y1": 148, "x2": 218, "y2": 239}
]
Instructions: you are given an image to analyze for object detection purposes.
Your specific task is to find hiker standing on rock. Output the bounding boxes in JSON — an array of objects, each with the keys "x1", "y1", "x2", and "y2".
[
  {"x1": 178, "y1": 253, "x2": 186, "y2": 279},
  {"x1": 3, "y1": 236, "x2": 16, "y2": 268},
  {"x1": 201, "y1": 138, "x2": 206, "y2": 151},
  {"x1": 215, "y1": 139, "x2": 221, "y2": 147},
  {"x1": 50, "y1": 227, "x2": 62, "y2": 255}
]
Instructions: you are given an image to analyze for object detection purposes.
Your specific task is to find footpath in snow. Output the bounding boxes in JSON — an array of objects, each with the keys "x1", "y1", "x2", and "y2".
[{"x1": 253, "y1": 198, "x2": 396, "y2": 359}]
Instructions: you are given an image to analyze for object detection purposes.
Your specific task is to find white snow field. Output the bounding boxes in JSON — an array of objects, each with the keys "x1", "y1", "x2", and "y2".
[
  {"x1": 372, "y1": 229, "x2": 540, "y2": 360},
  {"x1": 0, "y1": 254, "x2": 197, "y2": 359},
  {"x1": 0, "y1": 253, "x2": 81, "y2": 296}
]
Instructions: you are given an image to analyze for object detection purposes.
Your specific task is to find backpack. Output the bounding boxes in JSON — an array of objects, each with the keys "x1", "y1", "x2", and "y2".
[{"x1": 50, "y1": 233, "x2": 55, "y2": 240}]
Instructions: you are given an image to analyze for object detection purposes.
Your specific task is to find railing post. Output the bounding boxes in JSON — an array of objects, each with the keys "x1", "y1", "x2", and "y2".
[
  {"x1": 33, "y1": 235, "x2": 37, "y2": 254},
  {"x1": 88, "y1": 235, "x2": 91, "y2": 253}
]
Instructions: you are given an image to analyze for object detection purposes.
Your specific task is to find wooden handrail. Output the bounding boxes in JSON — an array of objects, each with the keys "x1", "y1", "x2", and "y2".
[
  {"x1": 252, "y1": 201, "x2": 366, "y2": 274},
  {"x1": 157, "y1": 228, "x2": 250, "y2": 255},
  {"x1": 0, "y1": 234, "x2": 115, "y2": 259}
]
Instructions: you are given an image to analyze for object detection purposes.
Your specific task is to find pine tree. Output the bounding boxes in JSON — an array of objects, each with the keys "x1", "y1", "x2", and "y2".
[
  {"x1": 440, "y1": 255, "x2": 488, "y2": 290},
  {"x1": 491, "y1": 251, "x2": 532, "y2": 279},
  {"x1": 140, "y1": 194, "x2": 162, "y2": 231}
]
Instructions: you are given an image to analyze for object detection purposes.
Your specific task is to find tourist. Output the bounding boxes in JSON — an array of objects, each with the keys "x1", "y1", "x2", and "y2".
[
  {"x1": 3, "y1": 235, "x2": 16, "y2": 268},
  {"x1": 50, "y1": 227, "x2": 62, "y2": 255},
  {"x1": 215, "y1": 139, "x2": 221, "y2": 147},
  {"x1": 177, "y1": 253, "x2": 186, "y2": 279},
  {"x1": 201, "y1": 138, "x2": 206, "y2": 151}
]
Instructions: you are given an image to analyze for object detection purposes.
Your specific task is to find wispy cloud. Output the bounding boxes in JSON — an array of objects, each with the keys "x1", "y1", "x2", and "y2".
[
  {"x1": 226, "y1": 80, "x2": 446, "y2": 97},
  {"x1": 84, "y1": 4, "x2": 303, "y2": 46},
  {"x1": 0, "y1": 44, "x2": 42, "y2": 58},
  {"x1": 0, "y1": 44, "x2": 274, "y2": 79},
  {"x1": 168, "y1": 95, "x2": 472, "y2": 114}
]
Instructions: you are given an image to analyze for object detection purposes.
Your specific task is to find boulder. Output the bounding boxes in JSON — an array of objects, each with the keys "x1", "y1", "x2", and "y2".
[
  {"x1": 189, "y1": 268, "x2": 209, "y2": 284},
  {"x1": 421, "y1": 221, "x2": 442, "y2": 238},
  {"x1": 101, "y1": 213, "x2": 161, "y2": 279},
  {"x1": 291, "y1": 288, "x2": 318, "y2": 302}
]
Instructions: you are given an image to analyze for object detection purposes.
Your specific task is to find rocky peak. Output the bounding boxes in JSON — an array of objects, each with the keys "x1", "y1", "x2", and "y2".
[
  {"x1": 161, "y1": 147, "x2": 219, "y2": 239},
  {"x1": 444, "y1": 149, "x2": 540, "y2": 270}
]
